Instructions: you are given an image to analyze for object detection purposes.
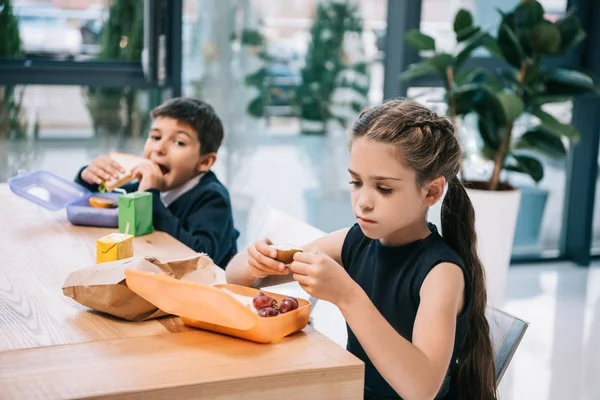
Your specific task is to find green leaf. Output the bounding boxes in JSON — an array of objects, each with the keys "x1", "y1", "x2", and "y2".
[
  {"x1": 257, "y1": 51, "x2": 272, "y2": 62},
  {"x1": 247, "y1": 97, "x2": 265, "y2": 118},
  {"x1": 404, "y1": 29, "x2": 436, "y2": 52},
  {"x1": 400, "y1": 61, "x2": 439, "y2": 81},
  {"x1": 499, "y1": 68, "x2": 541, "y2": 102},
  {"x1": 468, "y1": 84, "x2": 514, "y2": 157},
  {"x1": 477, "y1": 111, "x2": 504, "y2": 150},
  {"x1": 564, "y1": 30, "x2": 586, "y2": 52},
  {"x1": 454, "y1": 67, "x2": 477, "y2": 85},
  {"x1": 496, "y1": 92, "x2": 524, "y2": 123},
  {"x1": 481, "y1": 145, "x2": 498, "y2": 161},
  {"x1": 244, "y1": 68, "x2": 266, "y2": 88},
  {"x1": 530, "y1": 23, "x2": 561, "y2": 55},
  {"x1": 499, "y1": 69, "x2": 521, "y2": 85},
  {"x1": 453, "y1": 9, "x2": 474, "y2": 34},
  {"x1": 480, "y1": 34, "x2": 503, "y2": 60},
  {"x1": 453, "y1": 82, "x2": 509, "y2": 128},
  {"x1": 514, "y1": 1, "x2": 545, "y2": 28},
  {"x1": 500, "y1": 8, "x2": 534, "y2": 58},
  {"x1": 240, "y1": 29, "x2": 264, "y2": 46},
  {"x1": 506, "y1": 154, "x2": 544, "y2": 182},
  {"x1": 402, "y1": 53, "x2": 454, "y2": 83},
  {"x1": 450, "y1": 82, "x2": 505, "y2": 116},
  {"x1": 555, "y1": 10, "x2": 586, "y2": 53},
  {"x1": 543, "y1": 68, "x2": 597, "y2": 95},
  {"x1": 523, "y1": 64, "x2": 542, "y2": 85},
  {"x1": 498, "y1": 22, "x2": 525, "y2": 68},
  {"x1": 497, "y1": 8, "x2": 515, "y2": 30},
  {"x1": 452, "y1": 9, "x2": 479, "y2": 43},
  {"x1": 532, "y1": 107, "x2": 580, "y2": 142},
  {"x1": 450, "y1": 84, "x2": 479, "y2": 115},
  {"x1": 428, "y1": 53, "x2": 455, "y2": 76},
  {"x1": 510, "y1": 3, "x2": 550, "y2": 57},
  {"x1": 456, "y1": 25, "x2": 481, "y2": 42},
  {"x1": 455, "y1": 31, "x2": 489, "y2": 68},
  {"x1": 459, "y1": 68, "x2": 503, "y2": 91},
  {"x1": 514, "y1": 127, "x2": 567, "y2": 160}
]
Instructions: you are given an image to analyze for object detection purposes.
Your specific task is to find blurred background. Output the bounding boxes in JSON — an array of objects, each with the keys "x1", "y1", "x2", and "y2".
[
  {"x1": 1, "y1": 0, "x2": 599, "y2": 399},
  {"x1": 0, "y1": 0, "x2": 587, "y2": 257}
]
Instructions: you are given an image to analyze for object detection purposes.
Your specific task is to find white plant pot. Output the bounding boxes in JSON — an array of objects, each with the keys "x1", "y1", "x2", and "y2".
[{"x1": 466, "y1": 187, "x2": 521, "y2": 307}]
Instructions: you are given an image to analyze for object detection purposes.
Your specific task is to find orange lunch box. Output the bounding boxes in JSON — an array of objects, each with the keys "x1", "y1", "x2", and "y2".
[{"x1": 124, "y1": 269, "x2": 311, "y2": 343}]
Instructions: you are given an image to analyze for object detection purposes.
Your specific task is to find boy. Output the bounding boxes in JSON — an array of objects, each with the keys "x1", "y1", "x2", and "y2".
[{"x1": 76, "y1": 97, "x2": 239, "y2": 268}]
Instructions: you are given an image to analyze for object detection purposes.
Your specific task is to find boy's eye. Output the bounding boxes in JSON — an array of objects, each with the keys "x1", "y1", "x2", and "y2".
[
  {"x1": 377, "y1": 186, "x2": 393, "y2": 194},
  {"x1": 176, "y1": 140, "x2": 186, "y2": 146},
  {"x1": 150, "y1": 135, "x2": 161, "y2": 141}
]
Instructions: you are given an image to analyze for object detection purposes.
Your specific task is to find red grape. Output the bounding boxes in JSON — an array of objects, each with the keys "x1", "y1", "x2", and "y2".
[
  {"x1": 257, "y1": 307, "x2": 279, "y2": 317},
  {"x1": 279, "y1": 297, "x2": 299, "y2": 313},
  {"x1": 252, "y1": 292, "x2": 274, "y2": 310}
]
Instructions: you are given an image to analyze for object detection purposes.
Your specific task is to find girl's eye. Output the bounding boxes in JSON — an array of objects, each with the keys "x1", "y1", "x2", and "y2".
[
  {"x1": 151, "y1": 135, "x2": 161, "y2": 141},
  {"x1": 349, "y1": 180, "x2": 362, "y2": 187},
  {"x1": 377, "y1": 186, "x2": 393, "y2": 194},
  {"x1": 176, "y1": 141, "x2": 186, "y2": 146}
]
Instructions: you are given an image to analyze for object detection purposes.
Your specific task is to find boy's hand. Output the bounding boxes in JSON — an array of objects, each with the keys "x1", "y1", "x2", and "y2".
[
  {"x1": 81, "y1": 156, "x2": 125, "y2": 185},
  {"x1": 132, "y1": 162, "x2": 165, "y2": 192},
  {"x1": 247, "y1": 238, "x2": 289, "y2": 278},
  {"x1": 290, "y1": 248, "x2": 357, "y2": 306}
]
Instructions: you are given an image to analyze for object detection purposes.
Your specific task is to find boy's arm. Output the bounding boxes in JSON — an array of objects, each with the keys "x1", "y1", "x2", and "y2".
[
  {"x1": 75, "y1": 166, "x2": 99, "y2": 192},
  {"x1": 75, "y1": 166, "x2": 139, "y2": 193},
  {"x1": 146, "y1": 189, "x2": 234, "y2": 267}
]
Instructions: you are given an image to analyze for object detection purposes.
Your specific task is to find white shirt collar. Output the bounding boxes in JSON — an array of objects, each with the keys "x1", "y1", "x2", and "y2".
[{"x1": 160, "y1": 173, "x2": 204, "y2": 207}]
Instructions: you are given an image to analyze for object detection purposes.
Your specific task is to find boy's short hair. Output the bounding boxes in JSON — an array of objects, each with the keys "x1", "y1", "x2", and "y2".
[{"x1": 150, "y1": 97, "x2": 224, "y2": 155}]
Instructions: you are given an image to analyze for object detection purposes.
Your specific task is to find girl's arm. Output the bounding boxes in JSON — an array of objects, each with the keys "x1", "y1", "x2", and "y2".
[
  {"x1": 339, "y1": 262, "x2": 465, "y2": 400},
  {"x1": 225, "y1": 228, "x2": 350, "y2": 288}
]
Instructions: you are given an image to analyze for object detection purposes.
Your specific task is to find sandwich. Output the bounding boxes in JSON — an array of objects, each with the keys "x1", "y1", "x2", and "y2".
[
  {"x1": 89, "y1": 196, "x2": 118, "y2": 208},
  {"x1": 269, "y1": 244, "x2": 303, "y2": 264},
  {"x1": 99, "y1": 152, "x2": 152, "y2": 192}
]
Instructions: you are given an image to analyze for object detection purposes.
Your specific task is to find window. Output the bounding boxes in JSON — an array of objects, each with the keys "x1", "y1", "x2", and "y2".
[{"x1": 3, "y1": 0, "x2": 139, "y2": 63}]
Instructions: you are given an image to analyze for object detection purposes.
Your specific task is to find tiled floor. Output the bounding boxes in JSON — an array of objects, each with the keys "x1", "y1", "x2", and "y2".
[{"x1": 498, "y1": 263, "x2": 600, "y2": 400}]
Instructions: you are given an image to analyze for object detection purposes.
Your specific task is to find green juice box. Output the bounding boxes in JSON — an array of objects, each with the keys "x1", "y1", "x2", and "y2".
[{"x1": 118, "y1": 192, "x2": 153, "y2": 237}]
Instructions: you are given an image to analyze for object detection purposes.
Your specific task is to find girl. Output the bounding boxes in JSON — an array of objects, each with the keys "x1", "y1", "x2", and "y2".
[{"x1": 226, "y1": 99, "x2": 496, "y2": 400}]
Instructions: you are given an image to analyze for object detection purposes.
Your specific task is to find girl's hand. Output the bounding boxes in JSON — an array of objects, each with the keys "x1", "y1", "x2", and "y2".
[
  {"x1": 81, "y1": 156, "x2": 125, "y2": 185},
  {"x1": 289, "y1": 248, "x2": 357, "y2": 306},
  {"x1": 247, "y1": 238, "x2": 289, "y2": 278},
  {"x1": 131, "y1": 162, "x2": 165, "y2": 192}
]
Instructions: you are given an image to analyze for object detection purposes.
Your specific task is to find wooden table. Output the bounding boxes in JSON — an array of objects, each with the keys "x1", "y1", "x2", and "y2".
[{"x1": 0, "y1": 184, "x2": 363, "y2": 399}]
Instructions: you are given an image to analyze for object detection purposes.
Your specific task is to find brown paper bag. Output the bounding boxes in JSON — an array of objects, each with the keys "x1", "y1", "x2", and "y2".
[{"x1": 62, "y1": 254, "x2": 216, "y2": 321}]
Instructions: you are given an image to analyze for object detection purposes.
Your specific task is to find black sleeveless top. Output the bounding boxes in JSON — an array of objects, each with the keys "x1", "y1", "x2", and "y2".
[{"x1": 341, "y1": 223, "x2": 472, "y2": 400}]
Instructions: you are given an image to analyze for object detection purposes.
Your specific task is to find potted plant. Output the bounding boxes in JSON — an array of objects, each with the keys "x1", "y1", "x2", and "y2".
[
  {"x1": 402, "y1": 1, "x2": 598, "y2": 304},
  {"x1": 296, "y1": 0, "x2": 370, "y2": 135},
  {"x1": 82, "y1": 0, "x2": 144, "y2": 139}
]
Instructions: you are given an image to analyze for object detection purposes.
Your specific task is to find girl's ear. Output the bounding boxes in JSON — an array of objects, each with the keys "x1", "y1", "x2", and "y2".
[{"x1": 423, "y1": 176, "x2": 445, "y2": 207}]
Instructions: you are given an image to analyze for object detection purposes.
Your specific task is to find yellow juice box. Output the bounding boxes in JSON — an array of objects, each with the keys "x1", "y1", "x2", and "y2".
[{"x1": 96, "y1": 233, "x2": 134, "y2": 264}]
